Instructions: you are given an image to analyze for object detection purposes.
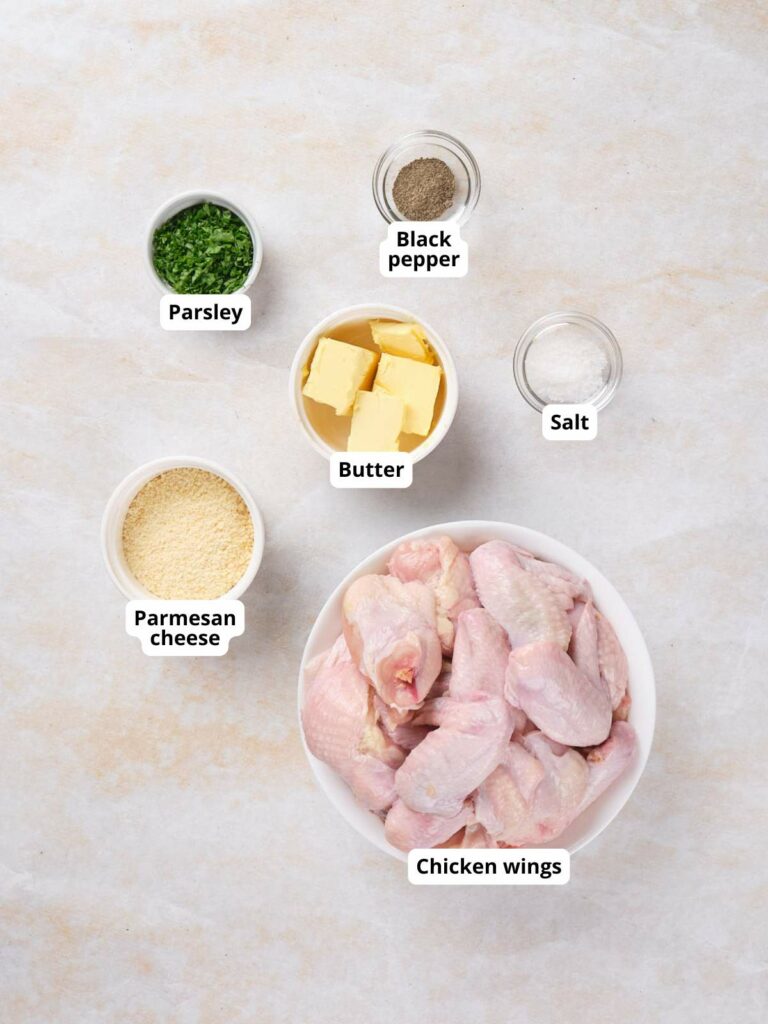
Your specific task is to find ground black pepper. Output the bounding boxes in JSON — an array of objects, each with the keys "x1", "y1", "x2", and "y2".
[{"x1": 392, "y1": 157, "x2": 456, "y2": 221}]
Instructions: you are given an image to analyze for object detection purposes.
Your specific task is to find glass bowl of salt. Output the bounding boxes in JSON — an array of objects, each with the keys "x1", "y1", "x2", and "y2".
[{"x1": 513, "y1": 311, "x2": 623, "y2": 413}]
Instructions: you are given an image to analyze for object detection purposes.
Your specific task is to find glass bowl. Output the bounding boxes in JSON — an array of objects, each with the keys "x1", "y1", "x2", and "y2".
[
  {"x1": 372, "y1": 130, "x2": 481, "y2": 226},
  {"x1": 513, "y1": 311, "x2": 623, "y2": 412}
]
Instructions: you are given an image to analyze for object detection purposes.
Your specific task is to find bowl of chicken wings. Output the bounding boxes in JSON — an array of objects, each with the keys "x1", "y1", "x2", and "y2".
[{"x1": 298, "y1": 522, "x2": 655, "y2": 862}]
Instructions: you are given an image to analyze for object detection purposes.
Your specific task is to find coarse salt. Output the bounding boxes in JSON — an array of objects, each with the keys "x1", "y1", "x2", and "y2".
[{"x1": 524, "y1": 324, "x2": 609, "y2": 405}]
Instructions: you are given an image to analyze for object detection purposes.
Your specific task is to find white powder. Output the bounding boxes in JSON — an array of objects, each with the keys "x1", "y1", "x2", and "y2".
[{"x1": 524, "y1": 324, "x2": 609, "y2": 404}]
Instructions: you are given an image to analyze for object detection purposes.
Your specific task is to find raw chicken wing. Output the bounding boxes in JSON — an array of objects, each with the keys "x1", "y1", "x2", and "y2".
[
  {"x1": 448, "y1": 608, "x2": 510, "y2": 699},
  {"x1": 388, "y1": 536, "x2": 480, "y2": 653},
  {"x1": 505, "y1": 641, "x2": 612, "y2": 746},
  {"x1": 395, "y1": 695, "x2": 512, "y2": 816},
  {"x1": 470, "y1": 541, "x2": 571, "y2": 650},
  {"x1": 596, "y1": 610, "x2": 630, "y2": 710},
  {"x1": 474, "y1": 744, "x2": 546, "y2": 845},
  {"x1": 302, "y1": 637, "x2": 403, "y2": 812},
  {"x1": 476, "y1": 722, "x2": 637, "y2": 847},
  {"x1": 448, "y1": 608, "x2": 527, "y2": 733},
  {"x1": 343, "y1": 574, "x2": 442, "y2": 709},
  {"x1": 570, "y1": 600, "x2": 629, "y2": 712},
  {"x1": 385, "y1": 799, "x2": 471, "y2": 852},
  {"x1": 511, "y1": 545, "x2": 591, "y2": 611},
  {"x1": 374, "y1": 697, "x2": 430, "y2": 751},
  {"x1": 460, "y1": 824, "x2": 498, "y2": 848},
  {"x1": 578, "y1": 720, "x2": 636, "y2": 813},
  {"x1": 568, "y1": 599, "x2": 601, "y2": 688},
  {"x1": 476, "y1": 732, "x2": 589, "y2": 846}
]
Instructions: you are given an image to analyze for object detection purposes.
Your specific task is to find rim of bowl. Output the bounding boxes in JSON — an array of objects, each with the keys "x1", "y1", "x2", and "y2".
[
  {"x1": 145, "y1": 189, "x2": 263, "y2": 295},
  {"x1": 289, "y1": 303, "x2": 459, "y2": 465},
  {"x1": 372, "y1": 129, "x2": 481, "y2": 226},
  {"x1": 297, "y1": 520, "x2": 656, "y2": 862},
  {"x1": 101, "y1": 455, "x2": 265, "y2": 601},
  {"x1": 513, "y1": 311, "x2": 623, "y2": 413}
]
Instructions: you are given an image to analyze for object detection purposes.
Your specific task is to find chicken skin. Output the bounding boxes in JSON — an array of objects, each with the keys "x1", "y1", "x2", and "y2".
[
  {"x1": 476, "y1": 722, "x2": 637, "y2": 846},
  {"x1": 596, "y1": 610, "x2": 630, "y2": 711},
  {"x1": 470, "y1": 541, "x2": 572, "y2": 650},
  {"x1": 302, "y1": 637, "x2": 403, "y2": 812},
  {"x1": 385, "y1": 799, "x2": 471, "y2": 852},
  {"x1": 569, "y1": 599, "x2": 601, "y2": 688},
  {"x1": 388, "y1": 536, "x2": 479, "y2": 653},
  {"x1": 395, "y1": 695, "x2": 512, "y2": 817},
  {"x1": 448, "y1": 608, "x2": 510, "y2": 699},
  {"x1": 569, "y1": 599, "x2": 630, "y2": 712},
  {"x1": 510, "y1": 545, "x2": 591, "y2": 611},
  {"x1": 343, "y1": 574, "x2": 442, "y2": 710},
  {"x1": 505, "y1": 641, "x2": 612, "y2": 746},
  {"x1": 449, "y1": 608, "x2": 527, "y2": 733},
  {"x1": 475, "y1": 732, "x2": 589, "y2": 846}
]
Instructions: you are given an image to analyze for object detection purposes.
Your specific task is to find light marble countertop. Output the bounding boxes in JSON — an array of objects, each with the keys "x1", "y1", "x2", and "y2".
[{"x1": 2, "y1": 3, "x2": 766, "y2": 1022}]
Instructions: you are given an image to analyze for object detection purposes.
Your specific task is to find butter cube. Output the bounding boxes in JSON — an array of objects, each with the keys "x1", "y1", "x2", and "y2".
[
  {"x1": 302, "y1": 337, "x2": 379, "y2": 416},
  {"x1": 369, "y1": 320, "x2": 435, "y2": 364},
  {"x1": 347, "y1": 390, "x2": 405, "y2": 452},
  {"x1": 373, "y1": 353, "x2": 441, "y2": 436}
]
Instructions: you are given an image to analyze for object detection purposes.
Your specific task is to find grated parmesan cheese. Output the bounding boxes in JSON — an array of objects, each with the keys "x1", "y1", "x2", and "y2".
[{"x1": 122, "y1": 468, "x2": 253, "y2": 599}]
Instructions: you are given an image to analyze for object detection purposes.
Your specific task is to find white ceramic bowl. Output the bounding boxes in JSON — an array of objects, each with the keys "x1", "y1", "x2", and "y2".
[
  {"x1": 289, "y1": 304, "x2": 458, "y2": 464},
  {"x1": 101, "y1": 455, "x2": 265, "y2": 601},
  {"x1": 145, "y1": 189, "x2": 263, "y2": 294},
  {"x1": 298, "y1": 521, "x2": 655, "y2": 862}
]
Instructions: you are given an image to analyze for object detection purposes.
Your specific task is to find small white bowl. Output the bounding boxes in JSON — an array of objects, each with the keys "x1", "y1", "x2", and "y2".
[
  {"x1": 298, "y1": 521, "x2": 655, "y2": 862},
  {"x1": 101, "y1": 455, "x2": 265, "y2": 601},
  {"x1": 289, "y1": 304, "x2": 458, "y2": 464},
  {"x1": 145, "y1": 190, "x2": 263, "y2": 294}
]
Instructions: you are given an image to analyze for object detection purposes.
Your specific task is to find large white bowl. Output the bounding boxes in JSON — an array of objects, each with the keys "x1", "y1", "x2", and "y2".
[
  {"x1": 298, "y1": 521, "x2": 655, "y2": 862},
  {"x1": 289, "y1": 304, "x2": 458, "y2": 464}
]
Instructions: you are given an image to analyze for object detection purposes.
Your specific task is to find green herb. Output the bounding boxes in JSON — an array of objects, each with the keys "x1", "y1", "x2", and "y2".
[{"x1": 152, "y1": 202, "x2": 253, "y2": 294}]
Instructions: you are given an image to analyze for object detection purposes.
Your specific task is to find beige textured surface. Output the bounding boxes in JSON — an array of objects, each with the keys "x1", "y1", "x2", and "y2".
[{"x1": 1, "y1": 3, "x2": 766, "y2": 1022}]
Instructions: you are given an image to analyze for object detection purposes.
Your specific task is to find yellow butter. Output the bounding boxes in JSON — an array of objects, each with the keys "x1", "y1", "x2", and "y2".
[
  {"x1": 369, "y1": 320, "x2": 435, "y2": 364},
  {"x1": 303, "y1": 337, "x2": 379, "y2": 416},
  {"x1": 347, "y1": 390, "x2": 405, "y2": 452},
  {"x1": 373, "y1": 353, "x2": 441, "y2": 436}
]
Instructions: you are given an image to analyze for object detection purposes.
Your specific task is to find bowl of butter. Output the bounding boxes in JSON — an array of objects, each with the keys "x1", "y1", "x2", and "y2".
[{"x1": 290, "y1": 304, "x2": 458, "y2": 463}]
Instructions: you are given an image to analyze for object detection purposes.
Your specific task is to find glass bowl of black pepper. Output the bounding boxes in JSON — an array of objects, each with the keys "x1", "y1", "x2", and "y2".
[{"x1": 373, "y1": 130, "x2": 481, "y2": 226}]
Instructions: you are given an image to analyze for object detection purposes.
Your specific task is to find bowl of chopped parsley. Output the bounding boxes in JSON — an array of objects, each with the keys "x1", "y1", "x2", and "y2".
[{"x1": 146, "y1": 190, "x2": 262, "y2": 294}]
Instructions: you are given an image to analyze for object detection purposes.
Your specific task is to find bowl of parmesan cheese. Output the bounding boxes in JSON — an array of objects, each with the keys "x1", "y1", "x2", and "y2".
[{"x1": 101, "y1": 456, "x2": 264, "y2": 601}]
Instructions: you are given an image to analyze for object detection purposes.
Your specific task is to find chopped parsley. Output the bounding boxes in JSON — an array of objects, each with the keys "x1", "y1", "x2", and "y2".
[{"x1": 152, "y1": 202, "x2": 253, "y2": 294}]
